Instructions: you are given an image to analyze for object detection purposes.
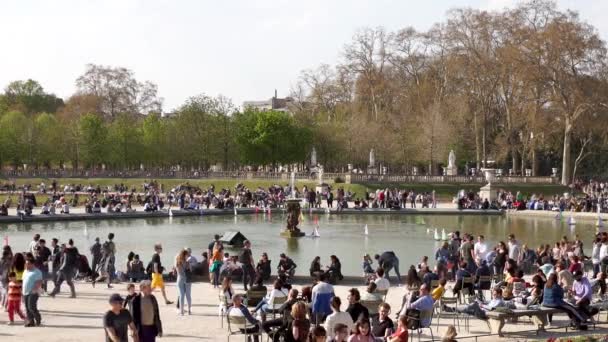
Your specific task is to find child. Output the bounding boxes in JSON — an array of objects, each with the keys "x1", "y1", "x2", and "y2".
[
  {"x1": 7, "y1": 272, "x2": 25, "y2": 324},
  {"x1": 432, "y1": 278, "x2": 447, "y2": 301},
  {"x1": 362, "y1": 254, "x2": 374, "y2": 283},
  {"x1": 123, "y1": 283, "x2": 137, "y2": 309}
]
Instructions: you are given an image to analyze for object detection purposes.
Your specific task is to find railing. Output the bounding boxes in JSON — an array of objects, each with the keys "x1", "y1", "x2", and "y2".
[{"x1": 0, "y1": 169, "x2": 560, "y2": 185}]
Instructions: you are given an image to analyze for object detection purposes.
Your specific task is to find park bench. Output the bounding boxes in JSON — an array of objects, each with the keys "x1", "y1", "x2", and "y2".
[{"x1": 484, "y1": 306, "x2": 561, "y2": 337}]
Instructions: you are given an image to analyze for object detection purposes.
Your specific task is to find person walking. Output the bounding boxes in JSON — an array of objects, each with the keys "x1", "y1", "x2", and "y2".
[
  {"x1": 174, "y1": 249, "x2": 192, "y2": 315},
  {"x1": 240, "y1": 240, "x2": 255, "y2": 291},
  {"x1": 129, "y1": 280, "x2": 163, "y2": 342},
  {"x1": 104, "y1": 293, "x2": 138, "y2": 342},
  {"x1": 22, "y1": 254, "x2": 42, "y2": 327},
  {"x1": 96, "y1": 233, "x2": 116, "y2": 288},
  {"x1": 6, "y1": 272, "x2": 26, "y2": 325},
  {"x1": 148, "y1": 243, "x2": 172, "y2": 305},
  {"x1": 49, "y1": 239, "x2": 79, "y2": 298},
  {"x1": 90, "y1": 237, "x2": 102, "y2": 278},
  {"x1": 49, "y1": 238, "x2": 61, "y2": 288}
]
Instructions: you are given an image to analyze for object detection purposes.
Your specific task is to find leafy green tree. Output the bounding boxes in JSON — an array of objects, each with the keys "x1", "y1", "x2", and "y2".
[
  {"x1": 142, "y1": 113, "x2": 168, "y2": 167},
  {"x1": 33, "y1": 113, "x2": 61, "y2": 167},
  {"x1": 235, "y1": 109, "x2": 312, "y2": 168},
  {"x1": 107, "y1": 114, "x2": 144, "y2": 169},
  {"x1": 0, "y1": 111, "x2": 29, "y2": 167},
  {"x1": 78, "y1": 114, "x2": 107, "y2": 168}
]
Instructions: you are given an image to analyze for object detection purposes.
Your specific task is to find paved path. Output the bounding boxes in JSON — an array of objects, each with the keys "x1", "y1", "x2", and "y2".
[{"x1": 0, "y1": 279, "x2": 604, "y2": 341}]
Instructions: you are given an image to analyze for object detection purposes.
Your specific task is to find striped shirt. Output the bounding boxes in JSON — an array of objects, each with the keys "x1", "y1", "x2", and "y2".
[{"x1": 8, "y1": 281, "x2": 22, "y2": 302}]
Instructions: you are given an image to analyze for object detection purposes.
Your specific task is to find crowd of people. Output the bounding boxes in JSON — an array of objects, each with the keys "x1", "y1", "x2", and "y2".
[{"x1": 2, "y1": 206, "x2": 608, "y2": 340}]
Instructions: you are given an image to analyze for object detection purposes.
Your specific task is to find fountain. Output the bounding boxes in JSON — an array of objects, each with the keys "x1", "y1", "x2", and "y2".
[{"x1": 280, "y1": 172, "x2": 305, "y2": 238}]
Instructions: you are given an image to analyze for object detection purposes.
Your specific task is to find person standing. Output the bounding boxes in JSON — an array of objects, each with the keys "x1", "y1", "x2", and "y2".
[
  {"x1": 33, "y1": 239, "x2": 51, "y2": 293},
  {"x1": 22, "y1": 254, "x2": 42, "y2": 327},
  {"x1": 149, "y1": 243, "x2": 172, "y2": 305},
  {"x1": 104, "y1": 293, "x2": 138, "y2": 342},
  {"x1": 174, "y1": 249, "x2": 192, "y2": 315},
  {"x1": 240, "y1": 240, "x2": 255, "y2": 291},
  {"x1": 129, "y1": 280, "x2": 163, "y2": 342},
  {"x1": 28, "y1": 234, "x2": 40, "y2": 255},
  {"x1": 90, "y1": 237, "x2": 102, "y2": 278},
  {"x1": 50, "y1": 239, "x2": 79, "y2": 298},
  {"x1": 312, "y1": 273, "x2": 335, "y2": 324}
]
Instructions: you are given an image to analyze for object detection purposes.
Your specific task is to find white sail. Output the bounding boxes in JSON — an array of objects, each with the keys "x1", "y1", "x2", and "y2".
[
  {"x1": 364, "y1": 224, "x2": 369, "y2": 236},
  {"x1": 234, "y1": 207, "x2": 237, "y2": 216},
  {"x1": 597, "y1": 217, "x2": 604, "y2": 228},
  {"x1": 169, "y1": 208, "x2": 173, "y2": 217},
  {"x1": 567, "y1": 216, "x2": 576, "y2": 225},
  {"x1": 441, "y1": 229, "x2": 448, "y2": 241},
  {"x1": 433, "y1": 229, "x2": 440, "y2": 241},
  {"x1": 313, "y1": 225, "x2": 320, "y2": 237}
]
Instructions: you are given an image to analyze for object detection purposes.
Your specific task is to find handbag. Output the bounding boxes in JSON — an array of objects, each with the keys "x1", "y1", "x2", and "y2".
[{"x1": 185, "y1": 264, "x2": 193, "y2": 283}]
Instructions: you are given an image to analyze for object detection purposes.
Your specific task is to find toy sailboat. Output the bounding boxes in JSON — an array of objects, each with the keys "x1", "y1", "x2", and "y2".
[
  {"x1": 433, "y1": 228, "x2": 440, "y2": 241},
  {"x1": 312, "y1": 225, "x2": 320, "y2": 237},
  {"x1": 567, "y1": 215, "x2": 576, "y2": 226},
  {"x1": 169, "y1": 207, "x2": 173, "y2": 217},
  {"x1": 364, "y1": 224, "x2": 369, "y2": 236},
  {"x1": 234, "y1": 207, "x2": 238, "y2": 216},
  {"x1": 441, "y1": 229, "x2": 448, "y2": 241}
]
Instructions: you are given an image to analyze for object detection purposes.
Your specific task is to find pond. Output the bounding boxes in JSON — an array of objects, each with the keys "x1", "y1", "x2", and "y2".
[{"x1": 0, "y1": 212, "x2": 597, "y2": 276}]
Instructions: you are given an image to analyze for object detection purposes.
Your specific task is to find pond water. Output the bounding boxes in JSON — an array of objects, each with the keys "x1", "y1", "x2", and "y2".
[{"x1": 0, "y1": 213, "x2": 598, "y2": 276}]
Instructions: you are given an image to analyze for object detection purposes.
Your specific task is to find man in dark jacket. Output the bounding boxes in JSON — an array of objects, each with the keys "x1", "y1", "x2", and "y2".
[
  {"x1": 129, "y1": 280, "x2": 163, "y2": 342},
  {"x1": 374, "y1": 251, "x2": 401, "y2": 284},
  {"x1": 90, "y1": 237, "x2": 102, "y2": 277},
  {"x1": 50, "y1": 239, "x2": 79, "y2": 298}
]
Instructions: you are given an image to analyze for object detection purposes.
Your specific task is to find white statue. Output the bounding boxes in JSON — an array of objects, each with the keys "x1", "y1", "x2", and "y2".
[
  {"x1": 318, "y1": 165, "x2": 324, "y2": 184},
  {"x1": 369, "y1": 149, "x2": 375, "y2": 167},
  {"x1": 311, "y1": 147, "x2": 317, "y2": 166},
  {"x1": 448, "y1": 150, "x2": 456, "y2": 168}
]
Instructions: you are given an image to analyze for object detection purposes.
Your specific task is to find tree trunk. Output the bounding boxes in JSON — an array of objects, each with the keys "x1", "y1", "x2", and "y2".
[
  {"x1": 531, "y1": 148, "x2": 537, "y2": 177},
  {"x1": 474, "y1": 111, "x2": 481, "y2": 170},
  {"x1": 561, "y1": 121, "x2": 572, "y2": 186}
]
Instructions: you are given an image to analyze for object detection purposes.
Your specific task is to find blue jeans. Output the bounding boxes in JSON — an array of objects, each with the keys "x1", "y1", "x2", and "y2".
[
  {"x1": 384, "y1": 258, "x2": 401, "y2": 284},
  {"x1": 253, "y1": 298, "x2": 269, "y2": 312},
  {"x1": 177, "y1": 278, "x2": 192, "y2": 314}
]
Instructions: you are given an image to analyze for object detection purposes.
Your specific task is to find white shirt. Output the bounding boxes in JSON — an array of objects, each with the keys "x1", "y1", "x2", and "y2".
[
  {"x1": 592, "y1": 243, "x2": 601, "y2": 264},
  {"x1": 374, "y1": 277, "x2": 390, "y2": 291},
  {"x1": 324, "y1": 311, "x2": 353, "y2": 339},
  {"x1": 508, "y1": 241, "x2": 521, "y2": 261},
  {"x1": 599, "y1": 243, "x2": 608, "y2": 261},
  {"x1": 266, "y1": 289, "x2": 287, "y2": 309},
  {"x1": 474, "y1": 241, "x2": 489, "y2": 260}
]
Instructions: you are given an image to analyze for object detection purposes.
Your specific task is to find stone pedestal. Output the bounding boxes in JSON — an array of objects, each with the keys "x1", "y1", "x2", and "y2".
[
  {"x1": 479, "y1": 184, "x2": 497, "y2": 201},
  {"x1": 283, "y1": 199, "x2": 304, "y2": 238},
  {"x1": 445, "y1": 166, "x2": 457, "y2": 176}
]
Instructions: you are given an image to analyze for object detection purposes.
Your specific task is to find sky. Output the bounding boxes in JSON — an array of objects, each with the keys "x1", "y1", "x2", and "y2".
[{"x1": 1, "y1": 0, "x2": 607, "y2": 111}]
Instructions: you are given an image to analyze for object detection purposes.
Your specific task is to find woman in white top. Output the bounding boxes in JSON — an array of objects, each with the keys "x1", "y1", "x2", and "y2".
[
  {"x1": 252, "y1": 279, "x2": 287, "y2": 313},
  {"x1": 324, "y1": 296, "x2": 354, "y2": 340}
]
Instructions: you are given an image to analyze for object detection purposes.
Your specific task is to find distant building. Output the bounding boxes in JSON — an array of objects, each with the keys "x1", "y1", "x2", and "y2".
[
  {"x1": 242, "y1": 89, "x2": 294, "y2": 113},
  {"x1": 161, "y1": 112, "x2": 177, "y2": 118}
]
